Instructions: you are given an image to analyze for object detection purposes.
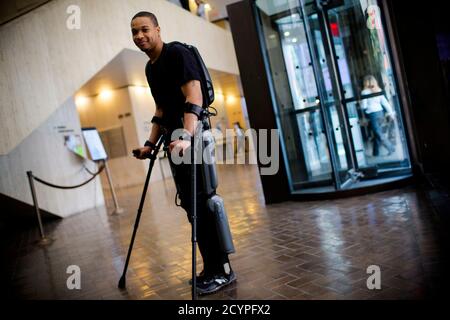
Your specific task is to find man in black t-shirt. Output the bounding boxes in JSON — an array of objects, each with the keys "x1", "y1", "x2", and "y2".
[{"x1": 130, "y1": 11, "x2": 235, "y2": 295}]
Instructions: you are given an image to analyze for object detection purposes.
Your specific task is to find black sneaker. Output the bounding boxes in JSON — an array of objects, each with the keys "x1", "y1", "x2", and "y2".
[
  {"x1": 188, "y1": 270, "x2": 207, "y2": 285},
  {"x1": 196, "y1": 271, "x2": 237, "y2": 295}
]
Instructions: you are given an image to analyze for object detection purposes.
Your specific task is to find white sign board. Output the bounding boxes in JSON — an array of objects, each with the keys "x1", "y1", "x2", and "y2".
[{"x1": 82, "y1": 128, "x2": 108, "y2": 161}]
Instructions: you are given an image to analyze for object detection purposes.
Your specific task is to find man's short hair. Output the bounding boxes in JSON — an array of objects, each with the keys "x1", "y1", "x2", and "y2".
[{"x1": 131, "y1": 11, "x2": 159, "y2": 27}]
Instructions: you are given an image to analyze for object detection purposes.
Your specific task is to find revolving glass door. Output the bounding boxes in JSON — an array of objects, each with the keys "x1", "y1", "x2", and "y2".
[{"x1": 255, "y1": 0, "x2": 411, "y2": 192}]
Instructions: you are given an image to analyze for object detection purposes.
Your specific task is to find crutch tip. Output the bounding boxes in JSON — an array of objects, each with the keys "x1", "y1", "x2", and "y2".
[{"x1": 118, "y1": 276, "x2": 126, "y2": 289}]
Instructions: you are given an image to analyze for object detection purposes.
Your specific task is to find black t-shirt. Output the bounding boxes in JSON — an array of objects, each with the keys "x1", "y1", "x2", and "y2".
[{"x1": 145, "y1": 42, "x2": 202, "y2": 131}]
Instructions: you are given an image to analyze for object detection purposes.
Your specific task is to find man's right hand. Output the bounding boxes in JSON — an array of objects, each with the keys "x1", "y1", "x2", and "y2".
[{"x1": 132, "y1": 146, "x2": 152, "y2": 160}]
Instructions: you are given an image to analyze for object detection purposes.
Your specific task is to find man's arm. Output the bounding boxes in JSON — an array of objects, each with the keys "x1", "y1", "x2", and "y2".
[
  {"x1": 169, "y1": 80, "x2": 203, "y2": 155},
  {"x1": 181, "y1": 79, "x2": 203, "y2": 135},
  {"x1": 133, "y1": 105, "x2": 163, "y2": 159},
  {"x1": 380, "y1": 95, "x2": 395, "y2": 116},
  {"x1": 148, "y1": 106, "x2": 164, "y2": 144}
]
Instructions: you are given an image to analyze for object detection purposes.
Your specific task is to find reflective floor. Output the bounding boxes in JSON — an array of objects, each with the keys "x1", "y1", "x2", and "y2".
[{"x1": 2, "y1": 164, "x2": 449, "y2": 300}]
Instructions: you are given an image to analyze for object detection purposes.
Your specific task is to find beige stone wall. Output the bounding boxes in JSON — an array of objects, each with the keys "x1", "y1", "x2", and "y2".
[{"x1": 0, "y1": 98, "x2": 105, "y2": 218}]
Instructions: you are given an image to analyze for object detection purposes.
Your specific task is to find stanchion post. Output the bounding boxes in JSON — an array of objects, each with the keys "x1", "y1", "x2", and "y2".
[
  {"x1": 26, "y1": 171, "x2": 52, "y2": 246},
  {"x1": 103, "y1": 160, "x2": 124, "y2": 214}
]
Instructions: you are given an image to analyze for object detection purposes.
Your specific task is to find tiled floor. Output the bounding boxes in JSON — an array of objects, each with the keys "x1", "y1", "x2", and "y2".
[{"x1": 2, "y1": 164, "x2": 449, "y2": 300}]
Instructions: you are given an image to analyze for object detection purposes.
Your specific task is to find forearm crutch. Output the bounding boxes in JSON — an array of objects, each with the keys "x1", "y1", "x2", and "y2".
[
  {"x1": 118, "y1": 135, "x2": 165, "y2": 289},
  {"x1": 191, "y1": 130, "x2": 198, "y2": 300}
]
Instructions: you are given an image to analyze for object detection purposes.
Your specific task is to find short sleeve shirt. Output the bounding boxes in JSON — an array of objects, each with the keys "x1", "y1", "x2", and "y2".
[{"x1": 145, "y1": 42, "x2": 202, "y2": 131}]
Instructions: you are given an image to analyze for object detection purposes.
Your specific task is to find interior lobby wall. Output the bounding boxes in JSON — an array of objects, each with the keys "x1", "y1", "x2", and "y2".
[
  {"x1": 0, "y1": 98, "x2": 104, "y2": 218},
  {"x1": 76, "y1": 86, "x2": 160, "y2": 188}
]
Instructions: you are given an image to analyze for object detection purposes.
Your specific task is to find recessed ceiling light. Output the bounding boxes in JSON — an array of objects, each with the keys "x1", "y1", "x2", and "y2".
[
  {"x1": 99, "y1": 89, "x2": 112, "y2": 100},
  {"x1": 75, "y1": 96, "x2": 88, "y2": 107}
]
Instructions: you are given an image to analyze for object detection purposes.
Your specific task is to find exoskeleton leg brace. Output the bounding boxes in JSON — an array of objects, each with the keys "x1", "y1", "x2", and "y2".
[{"x1": 201, "y1": 128, "x2": 235, "y2": 254}]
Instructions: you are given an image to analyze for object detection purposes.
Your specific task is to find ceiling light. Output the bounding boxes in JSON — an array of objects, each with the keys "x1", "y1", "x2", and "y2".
[
  {"x1": 75, "y1": 96, "x2": 88, "y2": 107},
  {"x1": 99, "y1": 89, "x2": 112, "y2": 100},
  {"x1": 215, "y1": 92, "x2": 224, "y2": 100},
  {"x1": 134, "y1": 86, "x2": 147, "y2": 95},
  {"x1": 226, "y1": 95, "x2": 236, "y2": 104}
]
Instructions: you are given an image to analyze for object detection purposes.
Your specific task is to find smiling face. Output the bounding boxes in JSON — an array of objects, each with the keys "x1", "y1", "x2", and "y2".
[{"x1": 131, "y1": 17, "x2": 161, "y2": 52}]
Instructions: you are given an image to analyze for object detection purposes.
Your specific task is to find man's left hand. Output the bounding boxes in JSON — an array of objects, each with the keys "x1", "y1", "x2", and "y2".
[{"x1": 169, "y1": 139, "x2": 191, "y2": 157}]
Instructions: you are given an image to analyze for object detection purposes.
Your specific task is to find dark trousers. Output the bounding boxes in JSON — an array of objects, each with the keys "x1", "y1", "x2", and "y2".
[
  {"x1": 367, "y1": 111, "x2": 395, "y2": 156},
  {"x1": 168, "y1": 154, "x2": 229, "y2": 275}
]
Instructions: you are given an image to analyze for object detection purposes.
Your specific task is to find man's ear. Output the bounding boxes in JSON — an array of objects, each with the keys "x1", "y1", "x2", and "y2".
[{"x1": 156, "y1": 26, "x2": 161, "y2": 36}]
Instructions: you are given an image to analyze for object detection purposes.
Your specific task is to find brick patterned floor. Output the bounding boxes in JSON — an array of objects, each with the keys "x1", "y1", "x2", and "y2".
[{"x1": 2, "y1": 164, "x2": 449, "y2": 300}]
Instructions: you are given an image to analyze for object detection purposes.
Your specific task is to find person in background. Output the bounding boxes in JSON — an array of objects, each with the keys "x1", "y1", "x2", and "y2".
[
  {"x1": 195, "y1": 0, "x2": 207, "y2": 19},
  {"x1": 233, "y1": 122, "x2": 245, "y2": 156},
  {"x1": 360, "y1": 75, "x2": 396, "y2": 157}
]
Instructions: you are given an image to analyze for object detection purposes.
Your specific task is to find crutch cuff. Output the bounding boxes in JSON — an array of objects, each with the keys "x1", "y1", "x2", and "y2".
[
  {"x1": 184, "y1": 102, "x2": 204, "y2": 119},
  {"x1": 151, "y1": 116, "x2": 164, "y2": 126},
  {"x1": 144, "y1": 140, "x2": 157, "y2": 149}
]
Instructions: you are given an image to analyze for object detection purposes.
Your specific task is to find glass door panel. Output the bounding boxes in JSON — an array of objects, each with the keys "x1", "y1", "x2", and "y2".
[
  {"x1": 256, "y1": 1, "x2": 334, "y2": 191},
  {"x1": 296, "y1": 111, "x2": 332, "y2": 180},
  {"x1": 325, "y1": 0, "x2": 411, "y2": 177},
  {"x1": 301, "y1": 8, "x2": 357, "y2": 186}
]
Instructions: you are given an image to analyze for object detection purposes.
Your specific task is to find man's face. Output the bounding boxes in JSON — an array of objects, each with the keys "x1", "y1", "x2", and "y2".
[{"x1": 131, "y1": 17, "x2": 160, "y2": 52}]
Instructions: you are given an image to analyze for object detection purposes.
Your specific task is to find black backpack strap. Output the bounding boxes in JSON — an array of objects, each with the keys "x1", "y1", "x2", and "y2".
[{"x1": 169, "y1": 41, "x2": 215, "y2": 108}]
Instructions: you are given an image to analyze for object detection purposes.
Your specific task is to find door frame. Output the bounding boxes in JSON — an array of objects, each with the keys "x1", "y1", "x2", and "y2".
[{"x1": 300, "y1": 0, "x2": 360, "y2": 189}]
